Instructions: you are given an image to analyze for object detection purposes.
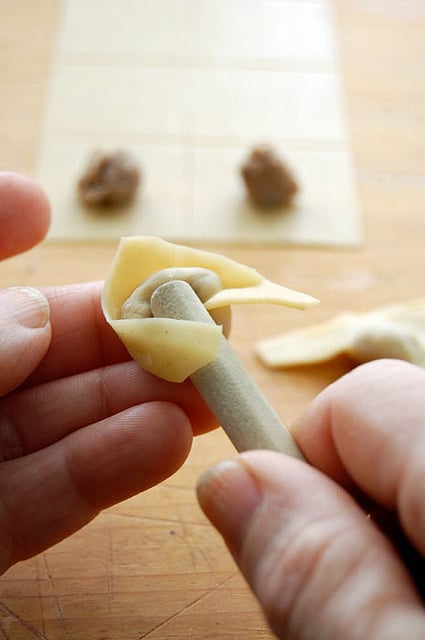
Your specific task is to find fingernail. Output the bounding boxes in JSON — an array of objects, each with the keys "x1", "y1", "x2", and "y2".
[
  {"x1": 0, "y1": 287, "x2": 50, "y2": 329},
  {"x1": 197, "y1": 458, "x2": 262, "y2": 557}
]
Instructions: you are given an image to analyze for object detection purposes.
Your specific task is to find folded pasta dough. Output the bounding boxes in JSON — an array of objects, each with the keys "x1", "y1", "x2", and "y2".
[
  {"x1": 256, "y1": 299, "x2": 425, "y2": 369},
  {"x1": 102, "y1": 236, "x2": 318, "y2": 382}
]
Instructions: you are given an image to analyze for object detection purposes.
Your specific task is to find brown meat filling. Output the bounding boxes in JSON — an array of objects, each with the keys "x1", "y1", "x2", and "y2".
[
  {"x1": 241, "y1": 146, "x2": 298, "y2": 208},
  {"x1": 78, "y1": 150, "x2": 140, "y2": 206}
]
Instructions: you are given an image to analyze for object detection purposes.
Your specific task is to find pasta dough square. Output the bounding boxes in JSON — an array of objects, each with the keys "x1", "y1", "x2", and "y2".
[{"x1": 37, "y1": 0, "x2": 361, "y2": 246}]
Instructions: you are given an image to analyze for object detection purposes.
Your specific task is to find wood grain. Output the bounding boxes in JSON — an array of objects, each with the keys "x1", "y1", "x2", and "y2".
[{"x1": 1, "y1": 1, "x2": 425, "y2": 638}]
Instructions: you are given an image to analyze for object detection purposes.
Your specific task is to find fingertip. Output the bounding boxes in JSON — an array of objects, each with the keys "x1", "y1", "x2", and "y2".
[
  {"x1": 292, "y1": 381, "x2": 351, "y2": 486},
  {"x1": 110, "y1": 400, "x2": 195, "y2": 494},
  {"x1": 137, "y1": 401, "x2": 194, "y2": 488},
  {"x1": 182, "y1": 384, "x2": 219, "y2": 436},
  {"x1": 0, "y1": 286, "x2": 52, "y2": 394},
  {"x1": 197, "y1": 457, "x2": 263, "y2": 557},
  {"x1": 0, "y1": 172, "x2": 51, "y2": 258},
  {"x1": 69, "y1": 401, "x2": 195, "y2": 510}
]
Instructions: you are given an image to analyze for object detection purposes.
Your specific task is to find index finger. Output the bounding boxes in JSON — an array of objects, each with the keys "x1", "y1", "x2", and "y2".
[
  {"x1": 27, "y1": 281, "x2": 129, "y2": 385},
  {"x1": 293, "y1": 359, "x2": 425, "y2": 557},
  {"x1": 0, "y1": 172, "x2": 50, "y2": 259}
]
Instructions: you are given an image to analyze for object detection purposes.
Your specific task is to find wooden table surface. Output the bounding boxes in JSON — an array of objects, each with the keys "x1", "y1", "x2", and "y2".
[{"x1": 1, "y1": 1, "x2": 425, "y2": 638}]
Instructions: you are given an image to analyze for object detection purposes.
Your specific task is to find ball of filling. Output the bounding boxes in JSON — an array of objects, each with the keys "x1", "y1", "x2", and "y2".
[
  {"x1": 240, "y1": 146, "x2": 298, "y2": 208},
  {"x1": 78, "y1": 150, "x2": 141, "y2": 206}
]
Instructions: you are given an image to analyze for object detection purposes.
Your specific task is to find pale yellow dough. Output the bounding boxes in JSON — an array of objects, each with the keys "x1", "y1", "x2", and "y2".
[
  {"x1": 102, "y1": 236, "x2": 318, "y2": 382},
  {"x1": 256, "y1": 299, "x2": 425, "y2": 369}
]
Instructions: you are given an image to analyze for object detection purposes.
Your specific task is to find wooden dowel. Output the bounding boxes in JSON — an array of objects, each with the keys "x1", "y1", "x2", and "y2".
[{"x1": 150, "y1": 280, "x2": 305, "y2": 460}]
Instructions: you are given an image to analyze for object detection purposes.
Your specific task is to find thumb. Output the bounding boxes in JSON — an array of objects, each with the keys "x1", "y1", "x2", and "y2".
[
  {"x1": 197, "y1": 451, "x2": 425, "y2": 640},
  {"x1": 0, "y1": 287, "x2": 51, "y2": 395}
]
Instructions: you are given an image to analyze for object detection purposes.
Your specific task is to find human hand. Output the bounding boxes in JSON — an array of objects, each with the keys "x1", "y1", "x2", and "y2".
[
  {"x1": 197, "y1": 359, "x2": 425, "y2": 639},
  {"x1": 0, "y1": 172, "x2": 217, "y2": 575}
]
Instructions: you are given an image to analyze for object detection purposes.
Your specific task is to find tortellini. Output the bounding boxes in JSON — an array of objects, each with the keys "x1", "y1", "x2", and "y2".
[
  {"x1": 102, "y1": 236, "x2": 318, "y2": 382},
  {"x1": 256, "y1": 299, "x2": 425, "y2": 369}
]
